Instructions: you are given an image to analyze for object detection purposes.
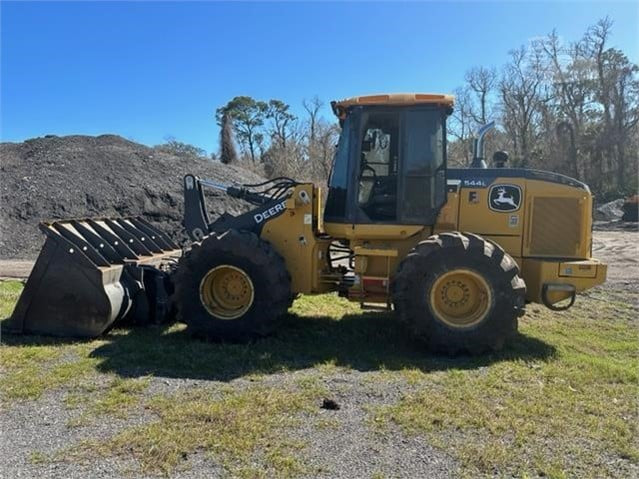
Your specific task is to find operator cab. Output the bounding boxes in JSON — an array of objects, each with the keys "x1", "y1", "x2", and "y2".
[{"x1": 325, "y1": 93, "x2": 454, "y2": 227}]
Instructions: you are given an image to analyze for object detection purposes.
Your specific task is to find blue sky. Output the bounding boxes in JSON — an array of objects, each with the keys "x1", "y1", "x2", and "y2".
[{"x1": 2, "y1": 1, "x2": 637, "y2": 153}]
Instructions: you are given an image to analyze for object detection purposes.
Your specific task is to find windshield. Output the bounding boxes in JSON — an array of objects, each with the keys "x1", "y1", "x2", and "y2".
[
  {"x1": 324, "y1": 115, "x2": 353, "y2": 221},
  {"x1": 328, "y1": 116, "x2": 352, "y2": 189}
]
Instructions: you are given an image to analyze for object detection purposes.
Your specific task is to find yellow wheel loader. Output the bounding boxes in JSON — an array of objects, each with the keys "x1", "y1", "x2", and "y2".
[{"x1": 6, "y1": 93, "x2": 607, "y2": 354}]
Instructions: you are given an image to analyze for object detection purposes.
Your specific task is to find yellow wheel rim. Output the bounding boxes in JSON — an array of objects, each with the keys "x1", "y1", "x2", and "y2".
[
  {"x1": 430, "y1": 269, "x2": 492, "y2": 329},
  {"x1": 199, "y1": 265, "x2": 254, "y2": 320}
]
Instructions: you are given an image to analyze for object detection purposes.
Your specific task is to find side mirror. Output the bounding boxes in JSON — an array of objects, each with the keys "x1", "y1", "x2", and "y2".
[{"x1": 492, "y1": 151, "x2": 509, "y2": 168}]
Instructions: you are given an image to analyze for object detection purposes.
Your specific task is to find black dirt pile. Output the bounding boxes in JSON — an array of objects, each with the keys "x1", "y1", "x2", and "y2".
[{"x1": 0, "y1": 134, "x2": 264, "y2": 259}]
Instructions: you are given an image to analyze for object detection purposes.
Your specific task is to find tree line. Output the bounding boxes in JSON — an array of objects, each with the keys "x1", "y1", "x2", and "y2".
[
  {"x1": 214, "y1": 95, "x2": 339, "y2": 184},
  {"x1": 174, "y1": 16, "x2": 635, "y2": 200},
  {"x1": 449, "y1": 17, "x2": 638, "y2": 200}
]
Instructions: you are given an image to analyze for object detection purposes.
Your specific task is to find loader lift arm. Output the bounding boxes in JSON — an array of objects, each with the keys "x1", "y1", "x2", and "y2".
[{"x1": 183, "y1": 174, "x2": 300, "y2": 240}]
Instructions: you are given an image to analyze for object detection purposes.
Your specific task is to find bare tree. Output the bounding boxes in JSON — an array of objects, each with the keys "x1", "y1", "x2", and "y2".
[
  {"x1": 465, "y1": 66, "x2": 497, "y2": 124},
  {"x1": 500, "y1": 45, "x2": 546, "y2": 167},
  {"x1": 539, "y1": 30, "x2": 586, "y2": 177},
  {"x1": 311, "y1": 120, "x2": 340, "y2": 181},
  {"x1": 587, "y1": 18, "x2": 614, "y2": 139},
  {"x1": 605, "y1": 49, "x2": 639, "y2": 190},
  {"x1": 448, "y1": 86, "x2": 474, "y2": 165},
  {"x1": 303, "y1": 96, "x2": 323, "y2": 143},
  {"x1": 580, "y1": 17, "x2": 639, "y2": 192},
  {"x1": 301, "y1": 96, "x2": 339, "y2": 183}
]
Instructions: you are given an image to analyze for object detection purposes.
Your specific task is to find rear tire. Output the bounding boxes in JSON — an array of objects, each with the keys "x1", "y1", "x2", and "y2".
[
  {"x1": 174, "y1": 229, "x2": 291, "y2": 341},
  {"x1": 392, "y1": 232, "x2": 526, "y2": 354}
]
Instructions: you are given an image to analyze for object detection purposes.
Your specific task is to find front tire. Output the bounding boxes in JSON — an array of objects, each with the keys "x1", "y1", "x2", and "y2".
[
  {"x1": 174, "y1": 229, "x2": 291, "y2": 341},
  {"x1": 392, "y1": 232, "x2": 526, "y2": 354}
]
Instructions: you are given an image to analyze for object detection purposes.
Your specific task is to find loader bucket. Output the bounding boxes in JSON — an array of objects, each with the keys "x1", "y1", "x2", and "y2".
[{"x1": 4, "y1": 217, "x2": 181, "y2": 338}]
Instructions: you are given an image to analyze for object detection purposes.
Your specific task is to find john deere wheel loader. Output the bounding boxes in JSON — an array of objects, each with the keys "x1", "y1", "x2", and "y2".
[{"x1": 7, "y1": 93, "x2": 607, "y2": 354}]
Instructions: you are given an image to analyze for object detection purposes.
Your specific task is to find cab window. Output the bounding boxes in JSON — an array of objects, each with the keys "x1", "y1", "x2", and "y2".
[
  {"x1": 400, "y1": 109, "x2": 446, "y2": 223},
  {"x1": 357, "y1": 112, "x2": 399, "y2": 221}
]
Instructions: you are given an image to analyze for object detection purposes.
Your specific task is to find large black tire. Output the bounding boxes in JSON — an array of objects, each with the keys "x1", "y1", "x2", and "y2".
[
  {"x1": 174, "y1": 229, "x2": 291, "y2": 341},
  {"x1": 392, "y1": 232, "x2": 526, "y2": 355}
]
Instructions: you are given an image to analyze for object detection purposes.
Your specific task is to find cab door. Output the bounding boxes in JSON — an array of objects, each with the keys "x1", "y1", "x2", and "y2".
[
  {"x1": 354, "y1": 110, "x2": 400, "y2": 223},
  {"x1": 398, "y1": 107, "x2": 447, "y2": 225}
]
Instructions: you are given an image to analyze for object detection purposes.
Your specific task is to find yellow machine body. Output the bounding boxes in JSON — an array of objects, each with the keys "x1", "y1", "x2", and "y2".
[
  {"x1": 256, "y1": 91, "x2": 606, "y2": 307},
  {"x1": 252, "y1": 175, "x2": 606, "y2": 310},
  {"x1": 259, "y1": 183, "x2": 335, "y2": 295},
  {"x1": 325, "y1": 177, "x2": 606, "y2": 305},
  {"x1": 9, "y1": 92, "x2": 608, "y2": 342}
]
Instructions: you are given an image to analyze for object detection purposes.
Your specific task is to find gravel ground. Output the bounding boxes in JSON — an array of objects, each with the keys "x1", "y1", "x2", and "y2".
[
  {"x1": 285, "y1": 372, "x2": 457, "y2": 479},
  {"x1": 1, "y1": 389, "x2": 149, "y2": 479},
  {"x1": 0, "y1": 371, "x2": 459, "y2": 479},
  {"x1": 0, "y1": 376, "x2": 235, "y2": 479}
]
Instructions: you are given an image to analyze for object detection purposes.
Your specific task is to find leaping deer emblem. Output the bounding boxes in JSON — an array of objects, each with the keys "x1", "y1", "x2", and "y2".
[{"x1": 493, "y1": 187, "x2": 518, "y2": 208}]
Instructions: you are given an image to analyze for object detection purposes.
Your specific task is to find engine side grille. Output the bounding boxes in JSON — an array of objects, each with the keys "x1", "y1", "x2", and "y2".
[{"x1": 529, "y1": 197, "x2": 582, "y2": 257}]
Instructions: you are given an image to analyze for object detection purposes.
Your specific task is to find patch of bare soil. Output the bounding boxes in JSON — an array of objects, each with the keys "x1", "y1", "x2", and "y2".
[
  {"x1": 0, "y1": 135, "x2": 264, "y2": 259},
  {"x1": 591, "y1": 224, "x2": 639, "y2": 291},
  {"x1": 0, "y1": 260, "x2": 32, "y2": 280}
]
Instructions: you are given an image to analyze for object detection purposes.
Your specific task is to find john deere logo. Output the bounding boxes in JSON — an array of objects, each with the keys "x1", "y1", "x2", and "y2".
[{"x1": 489, "y1": 185, "x2": 521, "y2": 212}]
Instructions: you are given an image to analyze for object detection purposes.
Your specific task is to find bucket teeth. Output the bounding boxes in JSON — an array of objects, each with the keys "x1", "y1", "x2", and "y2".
[{"x1": 4, "y1": 217, "x2": 181, "y2": 338}]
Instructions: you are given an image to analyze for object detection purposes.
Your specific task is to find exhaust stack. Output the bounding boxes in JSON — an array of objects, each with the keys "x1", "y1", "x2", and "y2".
[{"x1": 470, "y1": 121, "x2": 495, "y2": 168}]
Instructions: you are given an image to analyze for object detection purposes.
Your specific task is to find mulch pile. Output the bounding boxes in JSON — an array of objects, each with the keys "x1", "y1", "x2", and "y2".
[{"x1": 0, "y1": 134, "x2": 263, "y2": 259}]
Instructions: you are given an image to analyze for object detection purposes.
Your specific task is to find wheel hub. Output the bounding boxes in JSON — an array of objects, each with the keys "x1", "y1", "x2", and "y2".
[
  {"x1": 199, "y1": 265, "x2": 254, "y2": 320},
  {"x1": 430, "y1": 269, "x2": 492, "y2": 328},
  {"x1": 441, "y1": 281, "x2": 469, "y2": 306}
]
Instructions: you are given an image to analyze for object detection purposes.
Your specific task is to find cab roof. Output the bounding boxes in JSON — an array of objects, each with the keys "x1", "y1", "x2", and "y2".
[{"x1": 331, "y1": 93, "x2": 455, "y2": 118}]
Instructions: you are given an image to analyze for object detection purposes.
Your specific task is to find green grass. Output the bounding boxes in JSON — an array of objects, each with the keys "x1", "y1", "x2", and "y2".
[
  {"x1": 371, "y1": 289, "x2": 639, "y2": 478},
  {"x1": 67, "y1": 386, "x2": 314, "y2": 477},
  {"x1": 91, "y1": 376, "x2": 151, "y2": 416},
  {"x1": 1, "y1": 280, "x2": 638, "y2": 478},
  {"x1": 0, "y1": 279, "x2": 22, "y2": 318}
]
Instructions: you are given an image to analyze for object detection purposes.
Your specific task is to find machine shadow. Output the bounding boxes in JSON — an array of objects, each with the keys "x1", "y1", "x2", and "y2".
[
  {"x1": 0, "y1": 320, "x2": 88, "y2": 347},
  {"x1": 88, "y1": 312, "x2": 557, "y2": 381}
]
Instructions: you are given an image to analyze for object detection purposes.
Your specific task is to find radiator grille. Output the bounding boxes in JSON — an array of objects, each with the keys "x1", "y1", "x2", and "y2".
[{"x1": 529, "y1": 197, "x2": 582, "y2": 256}]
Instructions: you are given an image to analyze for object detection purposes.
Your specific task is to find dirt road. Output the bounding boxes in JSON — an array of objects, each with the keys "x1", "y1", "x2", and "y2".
[{"x1": 0, "y1": 260, "x2": 33, "y2": 280}]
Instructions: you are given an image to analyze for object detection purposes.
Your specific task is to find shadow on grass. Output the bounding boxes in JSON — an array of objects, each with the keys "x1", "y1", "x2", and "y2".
[
  {"x1": 0, "y1": 323, "x2": 84, "y2": 347},
  {"x1": 1, "y1": 311, "x2": 556, "y2": 381},
  {"x1": 61, "y1": 311, "x2": 556, "y2": 381}
]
